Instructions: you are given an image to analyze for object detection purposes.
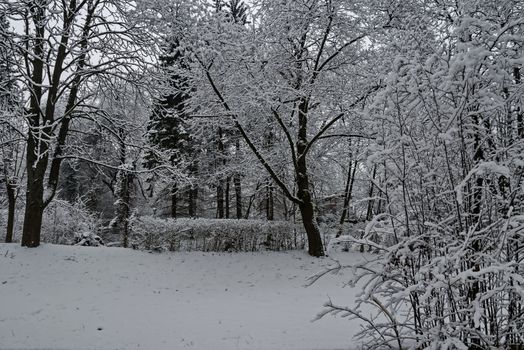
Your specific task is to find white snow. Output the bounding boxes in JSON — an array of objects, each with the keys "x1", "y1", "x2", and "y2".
[{"x1": 0, "y1": 244, "x2": 365, "y2": 350}]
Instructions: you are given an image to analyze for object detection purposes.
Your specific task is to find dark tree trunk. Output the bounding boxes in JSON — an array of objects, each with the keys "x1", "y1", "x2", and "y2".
[
  {"x1": 188, "y1": 187, "x2": 194, "y2": 218},
  {"x1": 244, "y1": 182, "x2": 260, "y2": 219},
  {"x1": 21, "y1": 2, "x2": 46, "y2": 248},
  {"x1": 217, "y1": 182, "x2": 224, "y2": 218},
  {"x1": 234, "y1": 139, "x2": 242, "y2": 219},
  {"x1": 5, "y1": 181, "x2": 16, "y2": 243},
  {"x1": 21, "y1": 155, "x2": 47, "y2": 248},
  {"x1": 298, "y1": 195, "x2": 323, "y2": 257},
  {"x1": 22, "y1": 133, "x2": 48, "y2": 247},
  {"x1": 123, "y1": 180, "x2": 131, "y2": 248},
  {"x1": 266, "y1": 179, "x2": 274, "y2": 221},
  {"x1": 244, "y1": 195, "x2": 253, "y2": 219},
  {"x1": 282, "y1": 189, "x2": 289, "y2": 220},
  {"x1": 337, "y1": 159, "x2": 357, "y2": 237},
  {"x1": 225, "y1": 176, "x2": 231, "y2": 218},
  {"x1": 187, "y1": 161, "x2": 198, "y2": 218},
  {"x1": 20, "y1": 1, "x2": 94, "y2": 247},
  {"x1": 216, "y1": 126, "x2": 227, "y2": 219},
  {"x1": 170, "y1": 183, "x2": 177, "y2": 219},
  {"x1": 203, "y1": 63, "x2": 325, "y2": 256},
  {"x1": 296, "y1": 98, "x2": 324, "y2": 256},
  {"x1": 234, "y1": 173, "x2": 242, "y2": 219},
  {"x1": 188, "y1": 186, "x2": 197, "y2": 218},
  {"x1": 117, "y1": 173, "x2": 131, "y2": 248},
  {"x1": 114, "y1": 130, "x2": 132, "y2": 248},
  {"x1": 21, "y1": 197, "x2": 44, "y2": 247},
  {"x1": 366, "y1": 166, "x2": 377, "y2": 221}
]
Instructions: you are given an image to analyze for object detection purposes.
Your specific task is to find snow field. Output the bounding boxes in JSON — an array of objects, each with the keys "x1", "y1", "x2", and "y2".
[{"x1": 0, "y1": 244, "x2": 366, "y2": 350}]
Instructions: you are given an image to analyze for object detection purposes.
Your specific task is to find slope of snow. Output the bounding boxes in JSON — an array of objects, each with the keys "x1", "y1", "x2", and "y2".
[{"x1": 0, "y1": 244, "x2": 366, "y2": 350}]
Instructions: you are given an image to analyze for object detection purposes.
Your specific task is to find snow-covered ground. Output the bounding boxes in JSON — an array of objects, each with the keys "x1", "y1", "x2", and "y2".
[{"x1": 0, "y1": 243, "x2": 366, "y2": 350}]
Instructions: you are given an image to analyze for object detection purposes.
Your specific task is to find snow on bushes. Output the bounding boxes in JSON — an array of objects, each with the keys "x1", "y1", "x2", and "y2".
[
  {"x1": 316, "y1": 214, "x2": 524, "y2": 350},
  {"x1": 41, "y1": 199, "x2": 100, "y2": 245},
  {"x1": 0, "y1": 199, "x2": 100, "y2": 244},
  {"x1": 129, "y1": 216, "x2": 303, "y2": 252},
  {"x1": 74, "y1": 232, "x2": 104, "y2": 246}
]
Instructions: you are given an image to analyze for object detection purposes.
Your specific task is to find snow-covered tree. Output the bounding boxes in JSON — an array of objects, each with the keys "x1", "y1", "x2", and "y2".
[
  {"x1": 174, "y1": 0, "x2": 387, "y2": 256},
  {"x1": 0, "y1": 13, "x2": 24, "y2": 243},
  {"x1": 0, "y1": 0, "x2": 152, "y2": 246},
  {"x1": 317, "y1": 0, "x2": 524, "y2": 347}
]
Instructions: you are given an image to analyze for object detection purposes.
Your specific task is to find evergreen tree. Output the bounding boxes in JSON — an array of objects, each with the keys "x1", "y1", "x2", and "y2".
[
  {"x1": 216, "y1": 0, "x2": 248, "y2": 25},
  {"x1": 145, "y1": 38, "x2": 197, "y2": 218}
]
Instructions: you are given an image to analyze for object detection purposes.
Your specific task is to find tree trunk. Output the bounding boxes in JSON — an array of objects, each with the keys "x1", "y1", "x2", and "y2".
[
  {"x1": 170, "y1": 183, "x2": 177, "y2": 219},
  {"x1": 5, "y1": 182, "x2": 16, "y2": 243},
  {"x1": 188, "y1": 186, "x2": 197, "y2": 218},
  {"x1": 298, "y1": 198, "x2": 323, "y2": 257},
  {"x1": 188, "y1": 187, "x2": 194, "y2": 217},
  {"x1": 203, "y1": 65, "x2": 324, "y2": 256},
  {"x1": 114, "y1": 129, "x2": 132, "y2": 248},
  {"x1": 282, "y1": 189, "x2": 289, "y2": 220},
  {"x1": 216, "y1": 126, "x2": 226, "y2": 219},
  {"x1": 20, "y1": 1, "x2": 92, "y2": 247},
  {"x1": 113, "y1": 168, "x2": 131, "y2": 248},
  {"x1": 337, "y1": 159, "x2": 357, "y2": 237},
  {"x1": 217, "y1": 182, "x2": 224, "y2": 218},
  {"x1": 295, "y1": 97, "x2": 324, "y2": 256},
  {"x1": 21, "y1": 134, "x2": 48, "y2": 247},
  {"x1": 244, "y1": 182, "x2": 260, "y2": 219},
  {"x1": 21, "y1": 196, "x2": 44, "y2": 247},
  {"x1": 366, "y1": 166, "x2": 377, "y2": 221},
  {"x1": 296, "y1": 186, "x2": 324, "y2": 256},
  {"x1": 234, "y1": 139, "x2": 242, "y2": 219},
  {"x1": 115, "y1": 169, "x2": 132, "y2": 248},
  {"x1": 225, "y1": 176, "x2": 230, "y2": 219},
  {"x1": 266, "y1": 179, "x2": 274, "y2": 220},
  {"x1": 123, "y1": 180, "x2": 130, "y2": 248},
  {"x1": 21, "y1": 2, "x2": 47, "y2": 248},
  {"x1": 234, "y1": 173, "x2": 242, "y2": 219}
]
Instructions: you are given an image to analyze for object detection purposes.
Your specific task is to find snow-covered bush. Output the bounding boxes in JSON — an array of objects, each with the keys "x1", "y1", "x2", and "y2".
[
  {"x1": 129, "y1": 216, "x2": 302, "y2": 252},
  {"x1": 320, "y1": 214, "x2": 524, "y2": 350},
  {"x1": 0, "y1": 199, "x2": 99, "y2": 244},
  {"x1": 315, "y1": 3, "x2": 524, "y2": 348},
  {"x1": 74, "y1": 231, "x2": 104, "y2": 246},
  {"x1": 41, "y1": 199, "x2": 100, "y2": 245}
]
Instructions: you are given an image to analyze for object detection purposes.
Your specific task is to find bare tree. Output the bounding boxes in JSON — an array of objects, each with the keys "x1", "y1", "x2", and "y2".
[
  {"x1": 181, "y1": 0, "x2": 382, "y2": 256},
  {"x1": 0, "y1": 13, "x2": 25, "y2": 243},
  {"x1": 0, "y1": 0, "x2": 151, "y2": 246}
]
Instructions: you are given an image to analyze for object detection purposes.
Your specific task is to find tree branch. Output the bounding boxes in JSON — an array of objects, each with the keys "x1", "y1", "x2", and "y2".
[
  {"x1": 304, "y1": 85, "x2": 381, "y2": 156},
  {"x1": 317, "y1": 133, "x2": 376, "y2": 140},
  {"x1": 271, "y1": 108, "x2": 298, "y2": 170},
  {"x1": 316, "y1": 33, "x2": 367, "y2": 75},
  {"x1": 200, "y1": 64, "x2": 302, "y2": 205}
]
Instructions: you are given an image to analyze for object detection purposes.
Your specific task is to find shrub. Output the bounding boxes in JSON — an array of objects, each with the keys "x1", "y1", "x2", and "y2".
[
  {"x1": 74, "y1": 231, "x2": 104, "y2": 246},
  {"x1": 41, "y1": 199, "x2": 100, "y2": 245},
  {"x1": 129, "y1": 216, "x2": 303, "y2": 252},
  {"x1": 317, "y1": 214, "x2": 524, "y2": 350},
  {"x1": 0, "y1": 199, "x2": 100, "y2": 244}
]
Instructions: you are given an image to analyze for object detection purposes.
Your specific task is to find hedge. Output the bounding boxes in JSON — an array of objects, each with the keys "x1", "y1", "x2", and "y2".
[{"x1": 129, "y1": 216, "x2": 305, "y2": 252}]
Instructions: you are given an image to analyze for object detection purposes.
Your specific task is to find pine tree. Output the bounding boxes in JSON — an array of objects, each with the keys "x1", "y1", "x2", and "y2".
[{"x1": 145, "y1": 38, "x2": 197, "y2": 218}]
